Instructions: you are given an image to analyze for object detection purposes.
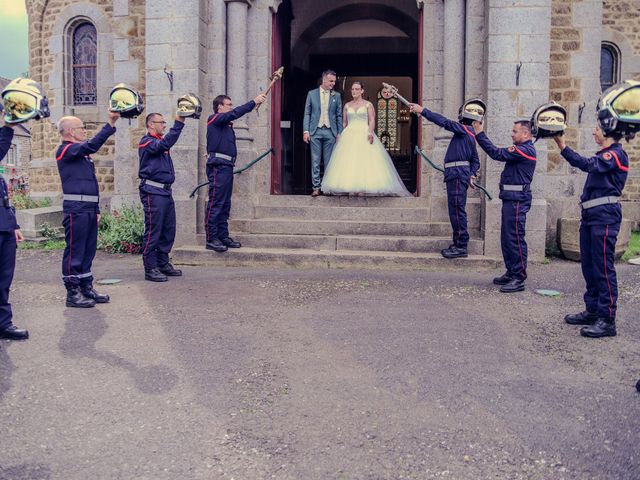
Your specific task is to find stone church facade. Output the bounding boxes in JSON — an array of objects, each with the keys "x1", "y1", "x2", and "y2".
[{"x1": 23, "y1": 0, "x2": 640, "y2": 260}]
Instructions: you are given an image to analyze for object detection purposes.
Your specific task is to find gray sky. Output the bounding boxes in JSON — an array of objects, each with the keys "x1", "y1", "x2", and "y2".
[{"x1": 0, "y1": 0, "x2": 29, "y2": 79}]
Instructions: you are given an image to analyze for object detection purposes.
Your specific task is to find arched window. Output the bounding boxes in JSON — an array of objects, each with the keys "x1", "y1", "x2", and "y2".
[
  {"x1": 72, "y1": 22, "x2": 97, "y2": 105},
  {"x1": 600, "y1": 42, "x2": 620, "y2": 92}
]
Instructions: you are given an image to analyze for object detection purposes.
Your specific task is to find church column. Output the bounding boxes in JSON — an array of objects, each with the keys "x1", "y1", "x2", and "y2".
[
  {"x1": 224, "y1": 0, "x2": 252, "y2": 143},
  {"x1": 443, "y1": 0, "x2": 465, "y2": 119},
  {"x1": 483, "y1": 0, "x2": 551, "y2": 261}
]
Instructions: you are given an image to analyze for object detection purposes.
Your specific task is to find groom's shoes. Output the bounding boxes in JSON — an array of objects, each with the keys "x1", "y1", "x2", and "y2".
[{"x1": 311, "y1": 189, "x2": 321, "y2": 197}]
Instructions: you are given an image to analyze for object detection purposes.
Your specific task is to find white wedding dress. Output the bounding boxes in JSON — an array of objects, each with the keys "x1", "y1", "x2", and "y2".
[{"x1": 321, "y1": 104, "x2": 411, "y2": 196}]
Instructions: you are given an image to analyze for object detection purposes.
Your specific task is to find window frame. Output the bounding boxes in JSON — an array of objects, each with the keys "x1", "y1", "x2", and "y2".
[{"x1": 600, "y1": 42, "x2": 621, "y2": 92}]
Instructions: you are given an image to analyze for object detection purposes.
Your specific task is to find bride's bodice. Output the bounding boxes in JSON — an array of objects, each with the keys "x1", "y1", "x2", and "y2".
[{"x1": 346, "y1": 105, "x2": 369, "y2": 124}]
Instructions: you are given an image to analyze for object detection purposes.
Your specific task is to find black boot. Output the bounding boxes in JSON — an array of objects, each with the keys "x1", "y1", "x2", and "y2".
[
  {"x1": 564, "y1": 310, "x2": 598, "y2": 325},
  {"x1": 66, "y1": 287, "x2": 96, "y2": 308},
  {"x1": 499, "y1": 277, "x2": 525, "y2": 293},
  {"x1": 159, "y1": 263, "x2": 182, "y2": 277},
  {"x1": 580, "y1": 318, "x2": 616, "y2": 338},
  {"x1": 220, "y1": 237, "x2": 241, "y2": 248},
  {"x1": 145, "y1": 268, "x2": 168, "y2": 282},
  {"x1": 81, "y1": 285, "x2": 110, "y2": 303},
  {"x1": 493, "y1": 272, "x2": 512, "y2": 285},
  {"x1": 206, "y1": 238, "x2": 228, "y2": 252},
  {"x1": 441, "y1": 245, "x2": 468, "y2": 259},
  {"x1": 0, "y1": 324, "x2": 29, "y2": 340}
]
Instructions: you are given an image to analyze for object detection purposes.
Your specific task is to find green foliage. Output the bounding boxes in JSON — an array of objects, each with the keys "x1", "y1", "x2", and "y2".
[
  {"x1": 98, "y1": 205, "x2": 145, "y2": 254},
  {"x1": 11, "y1": 193, "x2": 52, "y2": 210},
  {"x1": 19, "y1": 239, "x2": 65, "y2": 250},
  {"x1": 39, "y1": 221, "x2": 59, "y2": 240},
  {"x1": 621, "y1": 230, "x2": 640, "y2": 262}
]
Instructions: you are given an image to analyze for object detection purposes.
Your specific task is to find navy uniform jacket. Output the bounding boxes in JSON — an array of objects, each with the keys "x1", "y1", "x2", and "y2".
[
  {"x1": 206, "y1": 100, "x2": 256, "y2": 162},
  {"x1": 420, "y1": 108, "x2": 480, "y2": 183},
  {"x1": 0, "y1": 126, "x2": 18, "y2": 231},
  {"x1": 476, "y1": 132, "x2": 537, "y2": 201},
  {"x1": 138, "y1": 121, "x2": 184, "y2": 197},
  {"x1": 561, "y1": 143, "x2": 628, "y2": 226},
  {"x1": 55, "y1": 123, "x2": 116, "y2": 213}
]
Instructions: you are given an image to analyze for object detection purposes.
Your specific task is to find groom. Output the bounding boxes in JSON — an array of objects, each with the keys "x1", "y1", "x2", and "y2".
[{"x1": 303, "y1": 70, "x2": 343, "y2": 197}]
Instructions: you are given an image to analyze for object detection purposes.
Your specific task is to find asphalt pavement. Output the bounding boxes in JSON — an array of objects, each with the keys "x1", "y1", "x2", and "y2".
[{"x1": 1, "y1": 250, "x2": 639, "y2": 480}]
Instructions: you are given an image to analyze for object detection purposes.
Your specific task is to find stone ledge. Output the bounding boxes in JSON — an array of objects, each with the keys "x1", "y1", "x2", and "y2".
[
  {"x1": 15, "y1": 206, "x2": 64, "y2": 241},
  {"x1": 557, "y1": 217, "x2": 633, "y2": 261}
]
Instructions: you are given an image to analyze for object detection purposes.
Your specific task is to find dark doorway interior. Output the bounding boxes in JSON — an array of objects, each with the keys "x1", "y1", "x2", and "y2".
[{"x1": 274, "y1": 2, "x2": 420, "y2": 195}]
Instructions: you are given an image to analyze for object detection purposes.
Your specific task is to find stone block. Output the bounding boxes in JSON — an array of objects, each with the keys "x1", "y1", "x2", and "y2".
[
  {"x1": 558, "y1": 218, "x2": 633, "y2": 261},
  {"x1": 113, "y1": 60, "x2": 140, "y2": 85},
  {"x1": 572, "y1": 1, "x2": 603, "y2": 28},
  {"x1": 488, "y1": 35, "x2": 518, "y2": 62},
  {"x1": 489, "y1": 7, "x2": 550, "y2": 35},
  {"x1": 146, "y1": 0, "x2": 200, "y2": 19},
  {"x1": 113, "y1": 39, "x2": 130, "y2": 62},
  {"x1": 15, "y1": 206, "x2": 64, "y2": 240},
  {"x1": 113, "y1": 0, "x2": 129, "y2": 17},
  {"x1": 519, "y1": 35, "x2": 551, "y2": 63}
]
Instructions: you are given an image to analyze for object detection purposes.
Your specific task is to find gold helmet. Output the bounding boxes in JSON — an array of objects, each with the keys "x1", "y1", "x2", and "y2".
[
  {"x1": 109, "y1": 83, "x2": 145, "y2": 119},
  {"x1": 177, "y1": 93, "x2": 202, "y2": 119},
  {"x1": 531, "y1": 102, "x2": 567, "y2": 140},
  {"x1": 458, "y1": 98, "x2": 486, "y2": 125},
  {"x1": 1, "y1": 77, "x2": 50, "y2": 124},
  {"x1": 596, "y1": 80, "x2": 640, "y2": 138}
]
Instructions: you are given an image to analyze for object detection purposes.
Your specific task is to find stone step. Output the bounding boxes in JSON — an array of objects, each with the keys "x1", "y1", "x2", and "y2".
[
  {"x1": 218, "y1": 233, "x2": 484, "y2": 255},
  {"x1": 172, "y1": 246, "x2": 499, "y2": 271},
  {"x1": 254, "y1": 205, "x2": 430, "y2": 222},
  {"x1": 256, "y1": 194, "x2": 424, "y2": 208},
  {"x1": 229, "y1": 218, "x2": 463, "y2": 236}
]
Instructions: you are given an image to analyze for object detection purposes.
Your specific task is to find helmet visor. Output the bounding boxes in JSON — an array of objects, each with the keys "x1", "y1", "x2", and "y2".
[
  {"x1": 462, "y1": 102, "x2": 485, "y2": 121},
  {"x1": 110, "y1": 88, "x2": 137, "y2": 112},
  {"x1": 3, "y1": 90, "x2": 38, "y2": 123},
  {"x1": 611, "y1": 86, "x2": 640, "y2": 122},
  {"x1": 537, "y1": 109, "x2": 566, "y2": 132}
]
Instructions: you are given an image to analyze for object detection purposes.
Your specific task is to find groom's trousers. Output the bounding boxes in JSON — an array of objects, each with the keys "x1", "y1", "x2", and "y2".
[{"x1": 310, "y1": 127, "x2": 335, "y2": 190}]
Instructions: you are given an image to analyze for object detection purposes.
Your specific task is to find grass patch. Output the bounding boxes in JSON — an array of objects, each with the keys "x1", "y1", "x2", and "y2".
[
  {"x1": 622, "y1": 230, "x2": 640, "y2": 262},
  {"x1": 19, "y1": 239, "x2": 66, "y2": 250}
]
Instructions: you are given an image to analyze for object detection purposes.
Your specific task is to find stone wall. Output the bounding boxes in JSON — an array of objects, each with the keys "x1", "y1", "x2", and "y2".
[
  {"x1": 603, "y1": 1, "x2": 640, "y2": 209},
  {"x1": 25, "y1": 0, "x2": 147, "y2": 203}
]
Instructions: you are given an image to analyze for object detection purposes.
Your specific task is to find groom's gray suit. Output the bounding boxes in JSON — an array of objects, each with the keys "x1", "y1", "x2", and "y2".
[{"x1": 303, "y1": 87, "x2": 343, "y2": 190}]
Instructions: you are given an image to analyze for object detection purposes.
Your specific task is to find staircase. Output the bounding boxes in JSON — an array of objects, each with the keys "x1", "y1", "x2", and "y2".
[{"x1": 172, "y1": 195, "x2": 499, "y2": 271}]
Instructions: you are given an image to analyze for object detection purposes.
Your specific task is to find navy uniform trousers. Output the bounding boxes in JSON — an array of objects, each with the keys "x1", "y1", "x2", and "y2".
[
  {"x1": 62, "y1": 208, "x2": 98, "y2": 289},
  {"x1": 0, "y1": 230, "x2": 17, "y2": 329},
  {"x1": 205, "y1": 162, "x2": 234, "y2": 243},
  {"x1": 501, "y1": 197, "x2": 531, "y2": 280},
  {"x1": 446, "y1": 179, "x2": 469, "y2": 249},
  {"x1": 140, "y1": 191, "x2": 176, "y2": 269},
  {"x1": 580, "y1": 223, "x2": 619, "y2": 321}
]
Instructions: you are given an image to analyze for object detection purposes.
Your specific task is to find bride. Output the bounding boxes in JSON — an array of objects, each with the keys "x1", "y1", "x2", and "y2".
[{"x1": 321, "y1": 81, "x2": 412, "y2": 197}]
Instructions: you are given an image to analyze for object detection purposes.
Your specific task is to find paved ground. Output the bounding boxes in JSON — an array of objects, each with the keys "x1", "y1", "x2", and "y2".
[{"x1": 0, "y1": 250, "x2": 639, "y2": 480}]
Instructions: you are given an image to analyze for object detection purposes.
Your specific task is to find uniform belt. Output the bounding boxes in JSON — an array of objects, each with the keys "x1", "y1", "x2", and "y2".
[
  {"x1": 501, "y1": 184, "x2": 529, "y2": 192},
  {"x1": 444, "y1": 161, "x2": 470, "y2": 168},
  {"x1": 141, "y1": 179, "x2": 172, "y2": 190},
  {"x1": 581, "y1": 196, "x2": 620, "y2": 210},
  {"x1": 63, "y1": 194, "x2": 99, "y2": 203},
  {"x1": 212, "y1": 153, "x2": 234, "y2": 161}
]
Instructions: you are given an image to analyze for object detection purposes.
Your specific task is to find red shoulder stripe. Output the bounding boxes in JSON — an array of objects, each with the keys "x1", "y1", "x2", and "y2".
[
  {"x1": 513, "y1": 145, "x2": 537, "y2": 161},
  {"x1": 462, "y1": 125, "x2": 476, "y2": 140},
  {"x1": 139, "y1": 140, "x2": 152, "y2": 149},
  {"x1": 608, "y1": 150, "x2": 629, "y2": 172},
  {"x1": 207, "y1": 113, "x2": 221, "y2": 126},
  {"x1": 56, "y1": 143, "x2": 73, "y2": 162}
]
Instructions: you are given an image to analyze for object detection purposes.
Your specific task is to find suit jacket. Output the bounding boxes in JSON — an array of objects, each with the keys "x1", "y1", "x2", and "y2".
[{"x1": 303, "y1": 87, "x2": 343, "y2": 137}]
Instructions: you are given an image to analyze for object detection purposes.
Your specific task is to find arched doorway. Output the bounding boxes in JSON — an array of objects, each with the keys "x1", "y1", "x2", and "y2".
[{"x1": 271, "y1": 0, "x2": 422, "y2": 195}]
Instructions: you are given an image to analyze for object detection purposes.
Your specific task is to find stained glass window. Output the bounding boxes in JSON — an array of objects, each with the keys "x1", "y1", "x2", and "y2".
[
  {"x1": 600, "y1": 43, "x2": 619, "y2": 93},
  {"x1": 72, "y1": 22, "x2": 97, "y2": 105}
]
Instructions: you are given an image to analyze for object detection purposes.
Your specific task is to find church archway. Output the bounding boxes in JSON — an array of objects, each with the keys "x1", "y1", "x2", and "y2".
[{"x1": 271, "y1": 1, "x2": 422, "y2": 195}]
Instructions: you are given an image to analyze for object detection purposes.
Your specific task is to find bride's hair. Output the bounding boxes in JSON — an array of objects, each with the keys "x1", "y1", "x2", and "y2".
[{"x1": 351, "y1": 81, "x2": 364, "y2": 90}]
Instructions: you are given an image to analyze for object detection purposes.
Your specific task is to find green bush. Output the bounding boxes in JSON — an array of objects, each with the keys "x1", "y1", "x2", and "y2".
[
  {"x1": 622, "y1": 230, "x2": 640, "y2": 262},
  {"x1": 98, "y1": 205, "x2": 145, "y2": 254},
  {"x1": 11, "y1": 193, "x2": 52, "y2": 210},
  {"x1": 39, "y1": 221, "x2": 60, "y2": 240}
]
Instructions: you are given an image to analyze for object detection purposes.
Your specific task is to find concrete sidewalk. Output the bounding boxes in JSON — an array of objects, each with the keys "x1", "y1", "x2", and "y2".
[{"x1": 1, "y1": 250, "x2": 639, "y2": 479}]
